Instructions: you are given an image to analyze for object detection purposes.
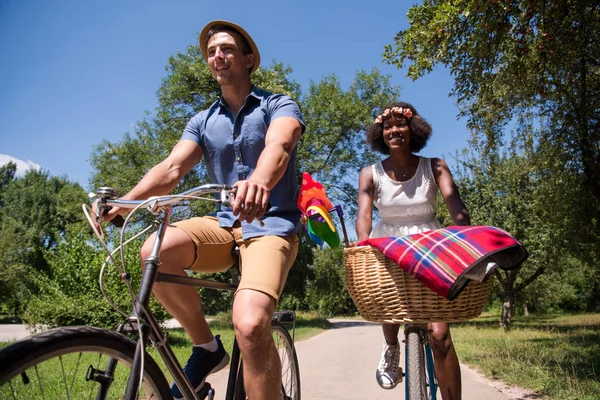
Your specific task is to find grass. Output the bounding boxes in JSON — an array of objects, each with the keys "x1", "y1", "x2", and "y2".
[
  {"x1": 0, "y1": 311, "x2": 329, "y2": 398},
  {"x1": 451, "y1": 312, "x2": 600, "y2": 400}
]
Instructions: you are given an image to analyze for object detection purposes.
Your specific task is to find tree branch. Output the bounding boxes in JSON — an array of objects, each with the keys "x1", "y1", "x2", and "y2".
[
  {"x1": 515, "y1": 265, "x2": 546, "y2": 294},
  {"x1": 494, "y1": 269, "x2": 505, "y2": 285}
]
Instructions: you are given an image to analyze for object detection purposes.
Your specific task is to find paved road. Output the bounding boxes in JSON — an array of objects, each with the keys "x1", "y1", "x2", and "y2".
[
  {"x1": 0, "y1": 321, "x2": 527, "y2": 399},
  {"x1": 202, "y1": 320, "x2": 520, "y2": 400}
]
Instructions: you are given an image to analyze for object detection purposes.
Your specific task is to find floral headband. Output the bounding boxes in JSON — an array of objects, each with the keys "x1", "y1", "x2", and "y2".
[{"x1": 374, "y1": 106, "x2": 413, "y2": 124}]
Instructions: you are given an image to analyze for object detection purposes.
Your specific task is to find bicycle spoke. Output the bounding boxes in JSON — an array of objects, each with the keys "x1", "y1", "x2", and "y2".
[
  {"x1": 59, "y1": 355, "x2": 72, "y2": 400},
  {"x1": 34, "y1": 365, "x2": 46, "y2": 400},
  {"x1": 8, "y1": 379, "x2": 16, "y2": 400},
  {"x1": 68, "y1": 352, "x2": 83, "y2": 394}
]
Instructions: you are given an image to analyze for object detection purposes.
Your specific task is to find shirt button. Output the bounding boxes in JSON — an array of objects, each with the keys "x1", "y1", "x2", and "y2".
[{"x1": 237, "y1": 157, "x2": 241, "y2": 162}]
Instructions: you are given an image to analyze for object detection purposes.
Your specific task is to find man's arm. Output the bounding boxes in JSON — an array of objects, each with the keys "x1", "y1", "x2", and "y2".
[
  {"x1": 232, "y1": 116, "x2": 303, "y2": 223},
  {"x1": 432, "y1": 158, "x2": 470, "y2": 226},
  {"x1": 99, "y1": 140, "x2": 203, "y2": 222}
]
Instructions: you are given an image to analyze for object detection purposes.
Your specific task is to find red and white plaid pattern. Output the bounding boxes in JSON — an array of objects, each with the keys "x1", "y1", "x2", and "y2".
[{"x1": 359, "y1": 226, "x2": 527, "y2": 300}]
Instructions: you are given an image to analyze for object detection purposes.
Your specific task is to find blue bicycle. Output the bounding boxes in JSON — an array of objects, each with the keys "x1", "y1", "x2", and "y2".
[{"x1": 403, "y1": 324, "x2": 438, "y2": 400}]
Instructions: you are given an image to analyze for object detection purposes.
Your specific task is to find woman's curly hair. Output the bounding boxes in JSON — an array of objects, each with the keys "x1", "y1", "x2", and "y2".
[{"x1": 366, "y1": 102, "x2": 432, "y2": 154}]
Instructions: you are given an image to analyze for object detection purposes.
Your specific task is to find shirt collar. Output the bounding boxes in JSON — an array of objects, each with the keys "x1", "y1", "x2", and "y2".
[{"x1": 217, "y1": 86, "x2": 261, "y2": 111}]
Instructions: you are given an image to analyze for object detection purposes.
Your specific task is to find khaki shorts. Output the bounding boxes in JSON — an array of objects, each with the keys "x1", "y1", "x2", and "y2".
[{"x1": 174, "y1": 216, "x2": 299, "y2": 300}]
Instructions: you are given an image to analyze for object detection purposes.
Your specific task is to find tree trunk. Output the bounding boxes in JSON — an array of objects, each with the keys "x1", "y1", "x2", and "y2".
[
  {"x1": 523, "y1": 303, "x2": 529, "y2": 317},
  {"x1": 501, "y1": 293, "x2": 514, "y2": 330},
  {"x1": 588, "y1": 279, "x2": 600, "y2": 312}
]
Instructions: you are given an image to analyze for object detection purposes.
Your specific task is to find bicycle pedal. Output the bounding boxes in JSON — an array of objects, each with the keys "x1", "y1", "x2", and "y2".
[
  {"x1": 197, "y1": 382, "x2": 213, "y2": 399},
  {"x1": 207, "y1": 388, "x2": 215, "y2": 400},
  {"x1": 272, "y1": 311, "x2": 295, "y2": 323}
]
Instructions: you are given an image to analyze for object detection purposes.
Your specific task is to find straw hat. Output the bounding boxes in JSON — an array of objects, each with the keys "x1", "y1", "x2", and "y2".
[{"x1": 199, "y1": 20, "x2": 260, "y2": 74}]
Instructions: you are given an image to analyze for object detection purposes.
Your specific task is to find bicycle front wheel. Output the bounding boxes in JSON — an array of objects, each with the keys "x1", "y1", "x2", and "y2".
[
  {"x1": 0, "y1": 325, "x2": 172, "y2": 400},
  {"x1": 406, "y1": 330, "x2": 428, "y2": 400},
  {"x1": 234, "y1": 321, "x2": 300, "y2": 400}
]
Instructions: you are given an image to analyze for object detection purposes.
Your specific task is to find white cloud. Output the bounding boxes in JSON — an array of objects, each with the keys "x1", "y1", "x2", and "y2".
[{"x1": 0, "y1": 154, "x2": 42, "y2": 177}]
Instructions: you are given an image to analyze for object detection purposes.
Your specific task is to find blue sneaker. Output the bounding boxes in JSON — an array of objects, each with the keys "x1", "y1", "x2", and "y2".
[{"x1": 171, "y1": 335, "x2": 230, "y2": 399}]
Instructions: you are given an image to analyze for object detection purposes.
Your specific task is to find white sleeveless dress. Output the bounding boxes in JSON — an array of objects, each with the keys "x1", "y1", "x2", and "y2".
[{"x1": 370, "y1": 157, "x2": 441, "y2": 238}]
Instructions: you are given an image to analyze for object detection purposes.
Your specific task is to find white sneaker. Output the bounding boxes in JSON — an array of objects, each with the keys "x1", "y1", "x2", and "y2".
[{"x1": 376, "y1": 341, "x2": 402, "y2": 389}]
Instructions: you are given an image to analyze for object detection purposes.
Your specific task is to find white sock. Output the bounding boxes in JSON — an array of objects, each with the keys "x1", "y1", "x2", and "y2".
[{"x1": 194, "y1": 337, "x2": 218, "y2": 352}]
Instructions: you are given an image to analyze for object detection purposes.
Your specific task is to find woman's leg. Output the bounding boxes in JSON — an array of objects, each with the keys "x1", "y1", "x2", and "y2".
[
  {"x1": 429, "y1": 322, "x2": 461, "y2": 400},
  {"x1": 376, "y1": 323, "x2": 402, "y2": 389},
  {"x1": 382, "y1": 323, "x2": 401, "y2": 344}
]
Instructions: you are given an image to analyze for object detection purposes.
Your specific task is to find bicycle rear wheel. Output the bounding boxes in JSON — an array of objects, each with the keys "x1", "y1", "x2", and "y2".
[
  {"x1": 0, "y1": 326, "x2": 172, "y2": 400},
  {"x1": 234, "y1": 321, "x2": 300, "y2": 400},
  {"x1": 406, "y1": 330, "x2": 428, "y2": 400}
]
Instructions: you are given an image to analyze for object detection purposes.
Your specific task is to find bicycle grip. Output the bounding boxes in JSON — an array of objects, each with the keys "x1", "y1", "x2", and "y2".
[
  {"x1": 110, "y1": 215, "x2": 125, "y2": 228},
  {"x1": 102, "y1": 207, "x2": 125, "y2": 228}
]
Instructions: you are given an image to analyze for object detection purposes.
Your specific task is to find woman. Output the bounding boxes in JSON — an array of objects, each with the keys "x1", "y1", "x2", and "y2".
[{"x1": 355, "y1": 102, "x2": 469, "y2": 400}]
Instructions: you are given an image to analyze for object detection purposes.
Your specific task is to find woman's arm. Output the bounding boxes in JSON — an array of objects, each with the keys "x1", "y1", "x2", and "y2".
[
  {"x1": 432, "y1": 158, "x2": 470, "y2": 226},
  {"x1": 356, "y1": 166, "x2": 375, "y2": 241}
]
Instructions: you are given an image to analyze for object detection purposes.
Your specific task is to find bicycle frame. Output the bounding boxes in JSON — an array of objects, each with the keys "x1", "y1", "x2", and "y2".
[
  {"x1": 94, "y1": 185, "x2": 246, "y2": 400},
  {"x1": 404, "y1": 324, "x2": 438, "y2": 400}
]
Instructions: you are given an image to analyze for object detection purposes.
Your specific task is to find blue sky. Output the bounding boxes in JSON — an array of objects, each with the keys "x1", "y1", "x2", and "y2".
[{"x1": 0, "y1": 0, "x2": 467, "y2": 189}]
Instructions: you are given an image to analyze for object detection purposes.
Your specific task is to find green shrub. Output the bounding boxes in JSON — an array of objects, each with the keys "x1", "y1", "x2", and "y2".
[
  {"x1": 306, "y1": 247, "x2": 356, "y2": 315},
  {"x1": 23, "y1": 224, "x2": 169, "y2": 329}
]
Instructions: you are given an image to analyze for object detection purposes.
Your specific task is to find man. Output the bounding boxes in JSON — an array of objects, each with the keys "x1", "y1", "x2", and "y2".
[{"x1": 98, "y1": 20, "x2": 304, "y2": 399}]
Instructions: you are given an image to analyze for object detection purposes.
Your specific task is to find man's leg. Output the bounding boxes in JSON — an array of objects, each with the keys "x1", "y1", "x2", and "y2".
[
  {"x1": 232, "y1": 289, "x2": 279, "y2": 399},
  {"x1": 232, "y1": 233, "x2": 298, "y2": 399},
  {"x1": 141, "y1": 217, "x2": 236, "y2": 398},
  {"x1": 141, "y1": 225, "x2": 214, "y2": 344},
  {"x1": 429, "y1": 322, "x2": 461, "y2": 400}
]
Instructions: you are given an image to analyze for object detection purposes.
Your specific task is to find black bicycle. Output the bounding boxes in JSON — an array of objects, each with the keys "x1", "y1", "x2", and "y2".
[{"x1": 0, "y1": 184, "x2": 301, "y2": 399}]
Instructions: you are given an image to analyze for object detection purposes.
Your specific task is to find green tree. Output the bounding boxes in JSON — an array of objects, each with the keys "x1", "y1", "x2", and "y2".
[
  {"x1": 384, "y1": 0, "x2": 600, "y2": 319},
  {"x1": 0, "y1": 170, "x2": 87, "y2": 315},
  {"x1": 0, "y1": 218, "x2": 29, "y2": 315},
  {"x1": 306, "y1": 246, "x2": 356, "y2": 315},
  {"x1": 299, "y1": 69, "x2": 400, "y2": 217},
  {"x1": 383, "y1": 1, "x2": 599, "y2": 197},
  {"x1": 0, "y1": 170, "x2": 87, "y2": 270},
  {"x1": 0, "y1": 162, "x2": 16, "y2": 195}
]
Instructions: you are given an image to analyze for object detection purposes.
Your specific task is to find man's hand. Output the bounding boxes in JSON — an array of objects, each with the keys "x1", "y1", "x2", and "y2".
[
  {"x1": 231, "y1": 180, "x2": 270, "y2": 223},
  {"x1": 91, "y1": 199, "x2": 127, "y2": 231}
]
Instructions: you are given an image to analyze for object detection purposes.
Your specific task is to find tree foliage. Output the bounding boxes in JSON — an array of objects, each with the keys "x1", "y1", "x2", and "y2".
[
  {"x1": 384, "y1": 0, "x2": 599, "y2": 197},
  {"x1": 306, "y1": 246, "x2": 356, "y2": 316},
  {"x1": 23, "y1": 224, "x2": 169, "y2": 328},
  {"x1": 299, "y1": 69, "x2": 400, "y2": 217},
  {"x1": 385, "y1": 0, "x2": 600, "y2": 323},
  {"x1": 0, "y1": 169, "x2": 87, "y2": 315}
]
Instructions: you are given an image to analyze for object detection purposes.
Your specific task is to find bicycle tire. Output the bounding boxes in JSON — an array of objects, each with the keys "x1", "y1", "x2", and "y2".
[
  {"x1": 0, "y1": 325, "x2": 172, "y2": 400},
  {"x1": 407, "y1": 330, "x2": 428, "y2": 400},
  {"x1": 233, "y1": 322, "x2": 300, "y2": 400}
]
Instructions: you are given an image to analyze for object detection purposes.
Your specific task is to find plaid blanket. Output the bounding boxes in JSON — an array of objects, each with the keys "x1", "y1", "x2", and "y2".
[{"x1": 359, "y1": 226, "x2": 527, "y2": 300}]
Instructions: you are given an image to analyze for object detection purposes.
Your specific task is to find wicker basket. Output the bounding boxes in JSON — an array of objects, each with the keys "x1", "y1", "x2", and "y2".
[{"x1": 344, "y1": 246, "x2": 492, "y2": 323}]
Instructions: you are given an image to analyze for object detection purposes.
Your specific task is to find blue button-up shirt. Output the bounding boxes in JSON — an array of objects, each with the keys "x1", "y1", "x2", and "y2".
[{"x1": 180, "y1": 86, "x2": 305, "y2": 239}]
